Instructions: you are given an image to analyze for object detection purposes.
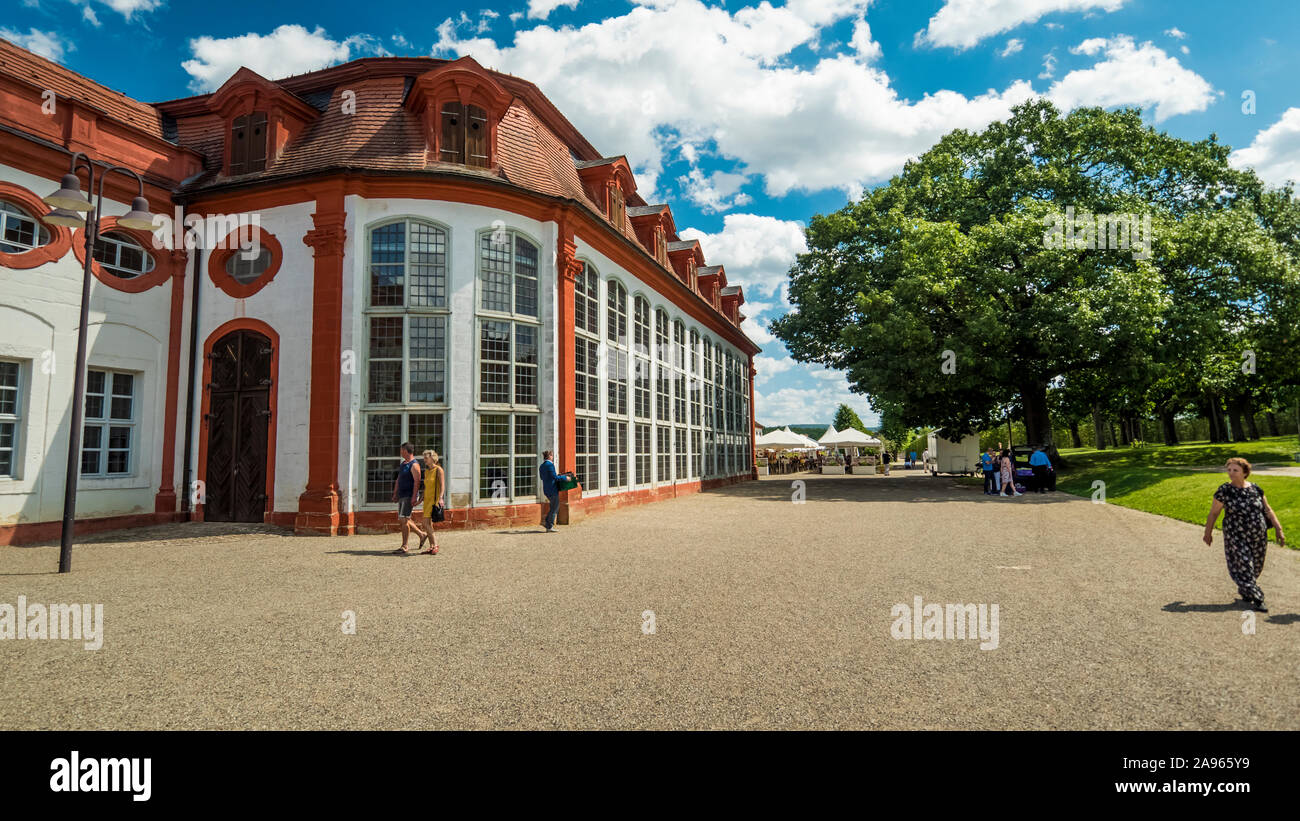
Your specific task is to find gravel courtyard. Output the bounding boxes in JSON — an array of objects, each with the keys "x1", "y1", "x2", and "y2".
[{"x1": 2, "y1": 473, "x2": 1297, "y2": 730}]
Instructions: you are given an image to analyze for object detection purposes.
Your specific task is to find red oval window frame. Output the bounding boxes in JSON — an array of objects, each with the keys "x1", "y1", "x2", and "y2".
[
  {"x1": 0, "y1": 181, "x2": 74, "y2": 269},
  {"x1": 73, "y1": 216, "x2": 179, "y2": 293},
  {"x1": 208, "y1": 226, "x2": 283, "y2": 299}
]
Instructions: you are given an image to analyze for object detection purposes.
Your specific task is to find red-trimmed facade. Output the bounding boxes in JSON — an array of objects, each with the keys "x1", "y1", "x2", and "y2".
[{"x1": 0, "y1": 44, "x2": 760, "y2": 545}]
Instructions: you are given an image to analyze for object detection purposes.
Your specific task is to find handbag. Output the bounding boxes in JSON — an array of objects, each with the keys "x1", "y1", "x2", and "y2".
[{"x1": 430, "y1": 504, "x2": 445, "y2": 523}]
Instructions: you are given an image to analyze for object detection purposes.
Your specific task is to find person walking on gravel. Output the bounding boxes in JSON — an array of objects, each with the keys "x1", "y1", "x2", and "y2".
[
  {"x1": 999, "y1": 449, "x2": 1022, "y2": 497},
  {"x1": 1203, "y1": 457, "x2": 1285, "y2": 612},
  {"x1": 417, "y1": 449, "x2": 445, "y2": 555},
  {"x1": 390, "y1": 442, "x2": 428, "y2": 554}
]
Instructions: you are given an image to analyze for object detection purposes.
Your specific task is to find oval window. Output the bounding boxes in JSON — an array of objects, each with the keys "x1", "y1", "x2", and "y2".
[
  {"x1": 92, "y1": 232, "x2": 155, "y2": 279},
  {"x1": 225, "y1": 244, "x2": 273, "y2": 284},
  {"x1": 0, "y1": 200, "x2": 51, "y2": 253}
]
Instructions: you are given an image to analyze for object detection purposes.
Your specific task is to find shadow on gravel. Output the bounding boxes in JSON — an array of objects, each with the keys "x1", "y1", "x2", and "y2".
[
  {"x1": 1163, "y1": 601, "x2": 1245, "y2": 613},
  {"x1": 325, "y1": 549, "x2": 413, "y2": 557},
  {"x1": 9, "y1": 521, "x2": 294, "y2": 548}
]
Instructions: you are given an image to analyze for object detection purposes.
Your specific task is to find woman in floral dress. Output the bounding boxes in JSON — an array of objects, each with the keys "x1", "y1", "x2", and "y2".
[{"x1": 1203, "y1": 458, "x2": 1285, "y2": 612}]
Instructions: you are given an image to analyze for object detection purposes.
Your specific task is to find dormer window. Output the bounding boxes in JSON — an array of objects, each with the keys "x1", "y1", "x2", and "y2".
[
  {"x1": 230, "y1": 112, "x2": 267, "y2": 175},
  {"x1": 440, "y1": 102, "x2": 490, "y2": 167},
  {"x1": 654, "y1": 228, "x2": 668, "y2": 267},
  {"x1": 609, "y1": 185, "x2": 625, "y2": 231}
]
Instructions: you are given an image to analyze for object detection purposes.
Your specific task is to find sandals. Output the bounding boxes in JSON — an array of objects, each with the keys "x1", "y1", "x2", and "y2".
[
  {"x1": 416, "y1": 532, "x2": 428, "y2": 550},
  {"x1": 420, "y1": 545, "x2": 439, "y2": 555}
]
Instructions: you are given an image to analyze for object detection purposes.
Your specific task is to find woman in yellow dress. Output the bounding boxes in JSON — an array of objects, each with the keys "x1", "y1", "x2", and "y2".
[{"x1": 417, "y1": 449, "x2": 445, "y2": 555}]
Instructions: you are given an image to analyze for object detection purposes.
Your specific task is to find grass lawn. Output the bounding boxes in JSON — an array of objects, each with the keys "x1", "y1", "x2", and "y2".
[{"x1": 1054, "y1": 436, "x2": 1299, "y2": 547}]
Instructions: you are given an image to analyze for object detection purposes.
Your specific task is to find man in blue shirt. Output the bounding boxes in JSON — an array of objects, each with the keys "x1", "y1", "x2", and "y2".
[
  {"x1": 1029, "y1": 446, "x2": 1052, "y2": 493},
  {"x1": 539, "y1": 450, "x2": 561, "y2": 532},
  {"x1": 980, "y1": 448, "x2": 998, "y2": 495}
]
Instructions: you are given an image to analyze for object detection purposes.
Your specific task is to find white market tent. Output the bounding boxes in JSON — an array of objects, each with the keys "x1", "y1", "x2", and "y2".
[
  {"x1": 756, "y1": 428, "x2": 809, "y2": 450},
  {"x1": 830, "y1": 427, "x2": 883, "y2": 448},
  {"x1": 816, "y1": 425, "x2": 841, "y2": 447}
]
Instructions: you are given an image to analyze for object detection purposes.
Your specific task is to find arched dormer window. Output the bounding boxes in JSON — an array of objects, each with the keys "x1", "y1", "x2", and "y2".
[
  {"x1": 230, "y1": 112, "x2": 268, "y2": 175},
  {"x1": 440, "y1": 102, "x2": 489, "y2": 167}
]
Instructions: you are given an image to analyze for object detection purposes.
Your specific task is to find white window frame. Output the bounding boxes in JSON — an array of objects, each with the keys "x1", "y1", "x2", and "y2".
[
  {"x1": 0, "y1": 359, "x2": 23, "y2": 479},
  {"x1": 81, "y1": 368, "x2": 137, "y2": 478}
]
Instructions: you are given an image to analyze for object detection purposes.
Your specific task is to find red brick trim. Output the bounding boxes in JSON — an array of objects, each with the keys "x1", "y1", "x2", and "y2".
[
  {"x1": 72, "y1": 216, "x2": 180, "y2": 293},
  {"x1": 154, "y1": 251, "x2": 189, "y2": 513},
  {"x1": 207, "y1": 225, "x2": 284, "y2": 298},
  {"x1": 0, "y1": 180, "x2": 74, "y2": 269},
  {"x1": 0, "y1": 511, "x2": 186, "y2": 547}
]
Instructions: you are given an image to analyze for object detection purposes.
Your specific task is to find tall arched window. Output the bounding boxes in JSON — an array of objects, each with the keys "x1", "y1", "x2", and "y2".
[
  {"x1": 632, "y1": 296, "x2": 651, "y2": 421},
  {"x1": 688, "y1": 328, "x2": 701, "y2": 478},
  {"x1": 363, "y1": 218, "x2": 450, "y2": 504},
  {"x1": 605, "y1": 280, "x2": 629, "y2": 490},
  {"x1": 574, "y1": 261, "x2": 601, "y2": 492},
  {"x1": 701, "y1": 339, "x2": 714, "y2": 478},
  {"x1": 476, "y1": 227, "x2": 541, "y2": 502}
]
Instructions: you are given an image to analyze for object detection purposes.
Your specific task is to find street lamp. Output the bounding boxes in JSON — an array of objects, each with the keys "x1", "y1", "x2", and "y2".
[{"x1": 42, "y1": 153, "x2": 159, "y2": 573}]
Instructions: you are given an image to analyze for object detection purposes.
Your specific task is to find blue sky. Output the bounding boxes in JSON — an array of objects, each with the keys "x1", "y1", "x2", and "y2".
[{"x1": 5, "y1": 0, "x2": 1300, "y2": 427}]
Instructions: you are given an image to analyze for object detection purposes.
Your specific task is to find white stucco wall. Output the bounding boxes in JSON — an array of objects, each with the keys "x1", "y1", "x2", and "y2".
[{"x1": 0, "y1": 163, "x2": 175, "y2": 526}]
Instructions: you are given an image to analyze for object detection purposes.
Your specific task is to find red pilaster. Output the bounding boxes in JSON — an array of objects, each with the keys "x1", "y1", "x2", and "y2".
[
  {"x1": 154, "y1": 249, "x2": 189, "y2": 513},
  {"x1": 749, "y1": 359, "x2": 758, "y2": 480},
  {"x1": 296, "y1": 188, "x2": 347, "y2": 535},
  {"x1": 556, "y1": 218, "x2": 583, "y2": 525}
]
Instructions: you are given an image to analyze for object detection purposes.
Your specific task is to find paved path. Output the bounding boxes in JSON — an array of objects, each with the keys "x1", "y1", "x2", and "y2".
[{"x1": 2, "y1": 474, "x2": 1297, "y2": 729}]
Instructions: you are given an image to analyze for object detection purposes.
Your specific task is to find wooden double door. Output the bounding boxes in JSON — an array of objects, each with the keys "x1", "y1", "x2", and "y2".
[{"x1": 205, "y1": 329, "x2": 273, "y2": 522}]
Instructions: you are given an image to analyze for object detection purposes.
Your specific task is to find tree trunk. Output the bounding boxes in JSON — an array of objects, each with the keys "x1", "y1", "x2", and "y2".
[
  {"x1": 1091, "y1": 405, "x2": 1107, "y2": 450},
  {"x1": 1068, "y1": 420, "x2": 1082, "y2": 448},
  {"x1": 1117, "y1": 416, "x2": 1131, "y2": 445},
  {"x1": 1019, "y1": 380, "x2": 1059, "y2": 463},
  {"x1": 1266, "y1": 411, "x2": 1279, "y2": 437},
  {"x1": 1160, "y1": 410, "x2": 1179, "y2": 446},
  {"x1": 1109, "y1": 421, "x2": 1119, "y2": 447},
  {"x1": 1226, "y1": 397, "x2": 1247, "y2": 442},
  {"x1": 1243, "y1": 398, "x2": 1260, "y2": 440}
]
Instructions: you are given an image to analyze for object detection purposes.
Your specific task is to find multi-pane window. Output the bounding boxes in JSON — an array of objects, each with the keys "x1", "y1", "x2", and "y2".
[
  {"x1": 632, "y1": 295, "x2": 650, "y2": 419},
  {"x1": 654, "y1": 308, "x2": 669, "y2": 422},
  {"x1": 691, "y1": 430, "x2": 702, "y2": 479},
  {"x1": 606, "y1": 280, "x2": 627, "y2": 346},
  {"x1": 575, "y1": 263, "x2": 599, "y2": 335},
  {"x1": 633, "y1": 356, "x2": 650, "y2": 420},
  {"x1": 0, "y1": 201, "x2": 50, "y2": 253},
  {"x1": 673, "y1": 321, "x2": 687, "y2": 425},
  {"x1": 479, "y1": 231, "x2": 539, "y2": 317},
  {"x1": 654, "y1": 309, "x2": 669, "y2": 363},
  {"x1": 225, "y1": 243, "x2": 273, "y2": 284},
  {"x1": 633, "y1": 297, "x2": 651, "y2": 355},
  {"x1": 229, "y1": 111, "x2": 267, "y2": 175},
  {"x1": 575, "y1": 336, "x2": 600, "y2": 413},
  {"x1": 364, "y1": 413, "x2": 445, "y2": 504},
  {"x1": 478, "y1": 320, "x2": 537, "y2": 406},
  {"x1": 657, "y1": 426, "x2": 671, "y2": 483},
  {"x1": 478, "y1": 413, "x2": 537, "y2": 500},
  {"x1": 607, "y1": 420, "x2": 628, "y2": 490},
  {"x1": 93, "y1": 232, "x2": 154, "y2": 279},
  {"x1": 368, "y1": 316, "x2": 447, "y2": 404},
  {"x1": 82, "y1": 369, "x2": 134, "y2": 476},
  {"x1": 369, "y1": 220, "x2": 447, "y2": 309},
  {"x1": 366, "y1": 220, "x2": 449, "y2": 406},
  {"x1": 606, "y1": 348, "x2": 628, "y2": 417},
  {"x1": 576, "y1": 417, "x2": 600, "y2": 493},
  {"x1": 440, "y1": 102, "x2": 489, "y2": 167},
  {"x1": 635, "y1": 424, "x2": 651, "y2": 486},
  {"x1": 0, "y1": 360, "x2": 20, "y2": 477},
  {"x1": 675, "y1": 429, "x2": 687, "y2": 480}
]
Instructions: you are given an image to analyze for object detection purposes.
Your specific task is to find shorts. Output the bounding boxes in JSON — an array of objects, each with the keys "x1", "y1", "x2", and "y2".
[{"x1": 397, "y1": 498, "x2": 413, "y2": 519}]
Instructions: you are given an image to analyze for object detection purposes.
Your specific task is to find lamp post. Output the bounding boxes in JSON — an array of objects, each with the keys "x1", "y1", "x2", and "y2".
[{"x1": 42, "y1": 153, "x2": 158, "y2": 573}]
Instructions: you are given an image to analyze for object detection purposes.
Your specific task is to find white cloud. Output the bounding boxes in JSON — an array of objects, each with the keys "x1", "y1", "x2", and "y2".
[
  {"x1": 528, "y1": 0, "x2": 580, "y2": 20},
  {"x1": 1, "y1": 27, "x2": 72, "y2": 62},
  {"x1": 1164, "y1": 27, "x2": 1186, "y2": 39},
  {"x1": 849, "y1": 16, "x2": 881, "y2": 61},
  {"x1": 1231, "y1": 107, "x2": 1300, "y2": 188},
  {"x1": 1039, "y1": 51, "x2": 1057, "y2": 78},
  {"x1": 182, "y1": 25, "x2": 387, "y2": 92},
  {"x1": 81, "y1": 5, "x2": 101, "y2": 27},
  {"x1": 1180, "y1": 44, "x2": 1189, "y2": 55},
  {"x1": 755, "y1": 384, "x2": 878, "y2": 426},
  {"x1": 918, "y1": 0, "x2": 1126, "y2": 50},
  {"x1": 1048, "y1": 36, "x2": 1215, "y2": 122},
  {"x1": 97, "y1": 0, "x2": 162, "y2": 18},
  {"x1": 753, "y1": 354, "x2": 796, "y2": 386},
  {"x1": 433, "y1": 0, "x2": 1041, "y2": 198},
  {"x1": 1000, "y1": 38, "x2": 1024, "y2": 57},
  {"x1": 742, "y1": 315, "x2": 776, "y2": 345},
  {"x1": 679, "y1": 213, "x2": 807, "y2": 299},
  {"x1": 678, "y1": 167, "x2": 752, "y2": 213}
]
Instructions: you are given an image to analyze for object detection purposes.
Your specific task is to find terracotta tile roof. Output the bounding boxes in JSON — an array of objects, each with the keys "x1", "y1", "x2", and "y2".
[
  {"x1": 667, "y1": 240, "x2": 699, "y2": 252},
  {"x1": 627, "y1": 204, "x2": 669, "y2": 217},
  {"x1": 697, "y1": 265, "x2": 724, "y2": 277},
  {"x1": 0, "y1": 36, "x2": 165, "y2": 140}
]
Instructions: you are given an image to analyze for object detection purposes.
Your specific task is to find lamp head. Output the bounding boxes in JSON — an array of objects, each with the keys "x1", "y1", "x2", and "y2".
[
  {"x1": 43, "y1": 173, "x2": 92, "y2": 212},
  {"x1": 116, "y1": 196, "x2": 157, "y2": 230}
]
